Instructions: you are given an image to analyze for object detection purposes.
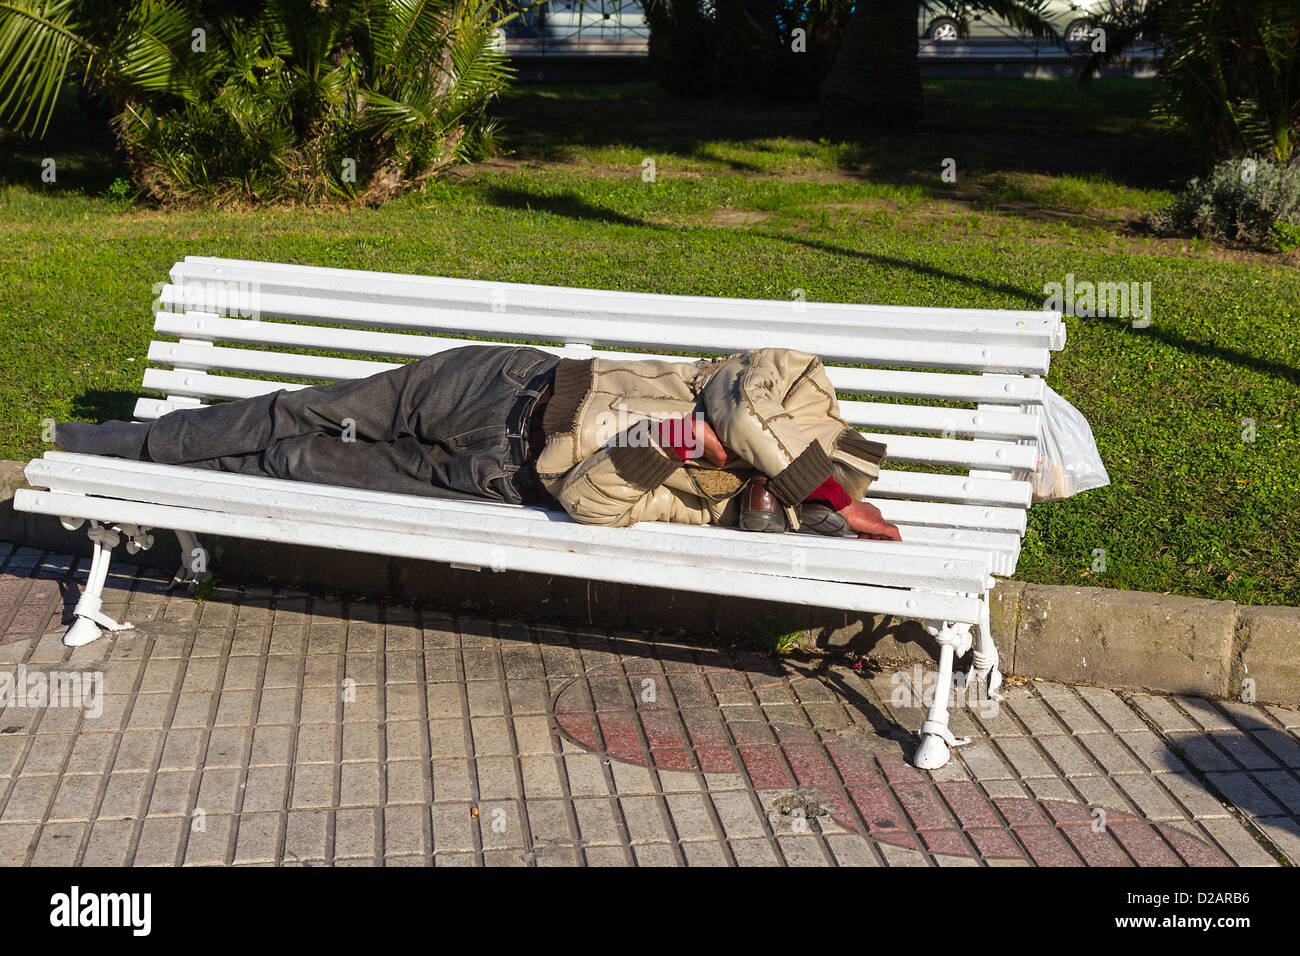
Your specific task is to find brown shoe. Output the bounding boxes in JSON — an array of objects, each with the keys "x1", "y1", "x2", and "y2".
[{"x1": 738, "y1": 476, "x2": 787, "y2": 533}]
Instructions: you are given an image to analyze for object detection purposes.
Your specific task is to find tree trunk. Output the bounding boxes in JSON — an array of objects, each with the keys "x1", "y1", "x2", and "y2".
[{"x1": 819, "y1": 0, "x2": 924, "y2": 133}]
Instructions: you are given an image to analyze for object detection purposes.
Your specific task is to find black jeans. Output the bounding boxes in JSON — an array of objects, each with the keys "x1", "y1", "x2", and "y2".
[{"x1": 146, "y1": 345, "x2": 560, "y2": 504}]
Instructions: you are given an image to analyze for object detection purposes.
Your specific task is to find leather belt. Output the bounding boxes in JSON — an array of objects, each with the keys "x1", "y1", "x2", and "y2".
[
  {"x1": 504, "y1": 366, "x2": 557, "y2": 507},
  {"x1": 526, "y1": 382, "x2": 553, "y2": 464}
]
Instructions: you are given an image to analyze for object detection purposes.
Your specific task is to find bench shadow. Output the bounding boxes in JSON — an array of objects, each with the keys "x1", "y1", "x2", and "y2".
[
  {"x1": 1085, "y1": 314, "x2": 1300, "y2": 387},
  {"x1": 69, "y1": 389, "x2": 143, "y2": 425},
  {"x1": 477, "y1": 187, "x2": 1053, "y2": 310},
  {"x1": 756, "y1": 232, "x2": 1046, "y2": 308}
]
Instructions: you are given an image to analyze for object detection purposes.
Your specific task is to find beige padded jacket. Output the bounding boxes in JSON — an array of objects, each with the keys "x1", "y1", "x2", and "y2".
[{"x1": 534, "y1": 348, "x2": 886, "y2": 529}]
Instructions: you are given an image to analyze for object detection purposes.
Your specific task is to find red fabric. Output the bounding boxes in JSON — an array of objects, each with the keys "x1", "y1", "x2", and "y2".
[
  {"x1": 654, "y1": 417, "x2": 697, "y2": 461},
  {"x1": 654, "y1": 421, "x2": 852, "y2": 510},
  {"x1": 805, "y1": 475, "x2": 852, "y2": 511}
]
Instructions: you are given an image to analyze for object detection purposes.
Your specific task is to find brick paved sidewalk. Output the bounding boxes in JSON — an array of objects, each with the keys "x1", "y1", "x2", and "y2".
[{"x1": 1, "y1": 543, "x2": 1297, "y2": 867}]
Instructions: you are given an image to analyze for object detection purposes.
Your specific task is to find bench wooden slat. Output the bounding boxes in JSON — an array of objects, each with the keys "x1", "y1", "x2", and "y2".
[
  {"x1": 139, "y1": 355, "x2": 1039, "y2": 442},
  {"x1": 868, "y1": 471, "x2": 1032, "y2": 507},
  {"x1": 24, "y1": 457, "x2": 991, "y2": 592},
  {"x1": 148, "y1": 316, "x2": 1049, "y2": 404},
  {"x1": 130, "y1": 395, "x2": 1036, "y2": 473},
  {"x1": 18, "y1": 487, "x2": 985, "y2": 623},
  {"x1": 157, "y1": 284, "x2": 1054, "y2": 374},
  {"x1": 173, "y1": 256, "x2": 1066, "y2": 349},
  {"x1": 37, "y1": 450, "x2": 1014, "y2": 570},
  {"x1": 869, "y1": 498, "x2": 1026, "y2": 534}
]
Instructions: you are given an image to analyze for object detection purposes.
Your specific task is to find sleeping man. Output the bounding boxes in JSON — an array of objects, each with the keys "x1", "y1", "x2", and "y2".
[{"x1": 54, "y1": 344, "x2": 902, "y2": 542}]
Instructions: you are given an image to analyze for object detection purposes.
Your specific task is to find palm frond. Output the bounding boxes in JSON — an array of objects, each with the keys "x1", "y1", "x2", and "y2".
[{"x1": 0, "y1": 0, "x2": 97, "y2": 136}]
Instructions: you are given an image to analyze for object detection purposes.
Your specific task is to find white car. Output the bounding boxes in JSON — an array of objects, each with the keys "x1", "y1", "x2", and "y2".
[{"x1": 920, "y1": 1, "x2": 1112, "y2": 50}]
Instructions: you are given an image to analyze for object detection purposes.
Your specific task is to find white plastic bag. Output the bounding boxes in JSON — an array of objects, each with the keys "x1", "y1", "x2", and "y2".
[{"x1": 1028, "y1": 385, "x2": 1110, "y2": 502}]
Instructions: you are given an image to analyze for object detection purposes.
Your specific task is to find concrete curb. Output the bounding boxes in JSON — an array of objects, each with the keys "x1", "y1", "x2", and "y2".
[{"x1": 4, "y1": 459, "x2": 1296, "y2": 707}]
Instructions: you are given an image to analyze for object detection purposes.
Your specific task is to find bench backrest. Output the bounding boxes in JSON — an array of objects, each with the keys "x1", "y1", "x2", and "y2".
[{"x1": 146, "y1": 256, "x2": 1065, "y2": 577}]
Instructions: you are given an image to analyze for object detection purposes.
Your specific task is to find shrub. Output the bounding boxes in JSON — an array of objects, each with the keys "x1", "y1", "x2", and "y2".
[
  {"x1": 1082, "y1": 0, "x2": 1300, "y2": 166},
  {"x1": 0, "y1": 0, "x2": 511, "y2": 205},
  {"x1": 1148, "y1": 156, "x2": 1300, "y2": 248}
]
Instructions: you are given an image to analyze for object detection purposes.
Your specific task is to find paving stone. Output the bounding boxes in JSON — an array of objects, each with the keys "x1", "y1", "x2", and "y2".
[
  {"x1": 1175, "y1": 696, "x2": 1236, "y2": 731},
  {"x1": 1074, "y1": 687, "x2": 1148, "y2": 732},
  {"x1": 1025, "y1": 778, "x2": 1075, "y2": 803},
  {"x1": 573, "y1": 798, "x2": 624, "y2": 846},
  {"x1": 282, "y1": 809, "x2": 330, "y2": 862},
  {"x1": 1250, "y1": 771, "x2": 1300, "y2": 814},
  {"x1": 729, "y1": 838, "x2": 781, "y2": 866},
  {"x1": 184, "y1": 814, "x2": 234, "y2": 865},
  {"x1": 877, "y1": 843, "x2": 928, "y2": 867},
  {"x1": 1206, "y1": 730, "x2": 1281, "y2": 771},
  {"x1": 134, "y1": 816, "x2": 184, "y2": 866},
  {"x1": 1070, "y1": 776, "x2": 1133, "y2": 815},
  {"x1": 1077, "y1": 733, "x2": 1145, "y2": 775},
  {"x1": 1203, "y1": 772, "x2": 1285, "y2": 818},
  {"x1": 477, "y1": 801, "x2": 525, "y2": 851},
  {"x1": 1037, "y1": 685, "x2": 1106, "y2": 734},
  {"x1": 979, "y1": 778, "x2": 1028, "y2": 800},
  {"x1": 1249, "y1": 728, "x2": 1300, "y2": 769},
  {"x1": 1251, "y1": 817, "x2": 1300, "y2": 863},
  {"x1": 958, "y1": 742, "x2": 1013, "y2": 780},
  {"x1": 821, "y1": 832, "x2": 878, "y2": 866},
  {"x1": 83, "y1": 818, "x2": 135, "y2": 866},
  {"x1": 1198, "y1": 817, "x2": 1281, "y2": 867},
  {"x1": 1167, "y1": 732, "x2": 1241, "y2": 773},
  {"x1": 710, "y1": 790, "x2": 767, "y2": 840},
  {"x1": 475, "y1": 756, "x2": 521, "y2": 801},
  {"x1": 234, "y1": 812, "x2": 283, "y2": 864},
  {"x1": 98, "y1": 772, "x2": 149, "y2": 820},
  {"x1": 1131, "y1": 694, "x2": 1198, "y2": 733},
  {"x1": 1264, "y1": 706, "x2": 1300, "y2": 729},
  {"x1": 995, "y1": 737, "x2": 1058, "y2": 779},
  {"x1": 776, "y1": 835, "x2": 831, "y2": 866},
  {"x1": 48, "y1": 773, "x2": 101, "y2": 822},
  {"x1": 1105, "y1": 819, "x2": 1179, "y2": 866},
  {"x1": 1037, "y1": 734, "x2": 1099, "y2": 777},
  {"x1": 1117, "y1": 728, "x2": 1188, "y2": 774},
  {"x1": 632, "y1": 842, "x2": 678, "y2": 866},
  {"x1": 1001, "y1": 692, "x2": 1064, "y2": 736},
  {"x1": 608, "y1": 759, "x2": 657, "y2": 796},
  {"x1": 620, "y1": 795, "x2": 671, "y2": 844},
  {"x1": 1113, "y1": 774, "x2": 1186, "y2": 822},
  {"x1": 1158, "y1": 773, "x2": 1231, "y2": 819},
  {"x1": 431, "y1": 803, "x2": 476, "y2": 853},
  {"x1": 31, "y1": 822, "x2": 86, "y2": 866}
]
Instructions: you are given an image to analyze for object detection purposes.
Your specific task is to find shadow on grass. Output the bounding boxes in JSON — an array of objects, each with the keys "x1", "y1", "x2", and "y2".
[
  {"x1": 758, "y1": 232, "x2": 1047, "y2": 308},
  {"x1": 480, "y1": 185, "x2": 1051, "y2": 308},
  {"x1": 70, "y1": 389, "x2": 141, "y2": 426},
  {"x1": 0, "y1": 88, "x2": 128, "y2": 195},
  {"x1": 481, "y1": 184, "x2": 648, "y2": 227},
  {"x1": 495, "y1": 79, "x2": 1194, "y2": 192},
  {"x1": 1086, "y1": 315, "x2": 1300, "y2": 387}
]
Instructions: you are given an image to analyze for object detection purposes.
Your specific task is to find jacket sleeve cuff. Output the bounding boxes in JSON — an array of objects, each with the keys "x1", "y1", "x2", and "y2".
[
  {"x1": 767, "y1": 442, "x2": 834, "y2": 506},
  {"x1": 805, "y1": 475, "x2": 853, "y2": 511},
  {"x1": 609, "y1": 441, "x2": 682, "y2": 491}
]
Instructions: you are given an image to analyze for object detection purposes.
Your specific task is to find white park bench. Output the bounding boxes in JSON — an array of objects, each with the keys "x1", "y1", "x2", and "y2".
[{"x1": 15, "y1": 256, "x2": 1067, "y2": 769}]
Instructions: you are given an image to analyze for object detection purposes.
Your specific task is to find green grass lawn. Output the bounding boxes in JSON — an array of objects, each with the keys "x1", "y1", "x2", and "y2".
[{"x1": 1, "y1": 79, "x2": 1297, "y2": 605}]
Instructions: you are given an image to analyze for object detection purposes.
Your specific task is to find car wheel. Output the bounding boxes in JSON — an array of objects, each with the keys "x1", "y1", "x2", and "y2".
[
  {"x1": 928, "y1": 17, "x2": 960, "y2": 41},
  {"x1": 1065, "y1": 18, "x2": 1094, "y2": 52}
]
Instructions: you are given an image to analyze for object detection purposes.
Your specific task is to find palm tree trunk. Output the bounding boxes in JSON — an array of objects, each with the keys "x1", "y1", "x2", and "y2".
[{"x1": 820, "y1": 0, "x2": 924, "y2": 132}]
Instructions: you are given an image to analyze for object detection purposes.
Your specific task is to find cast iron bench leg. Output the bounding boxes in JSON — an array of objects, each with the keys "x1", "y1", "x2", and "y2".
[{"x1": 59, "y1": 518, "x2": 154, "y2": 647}]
